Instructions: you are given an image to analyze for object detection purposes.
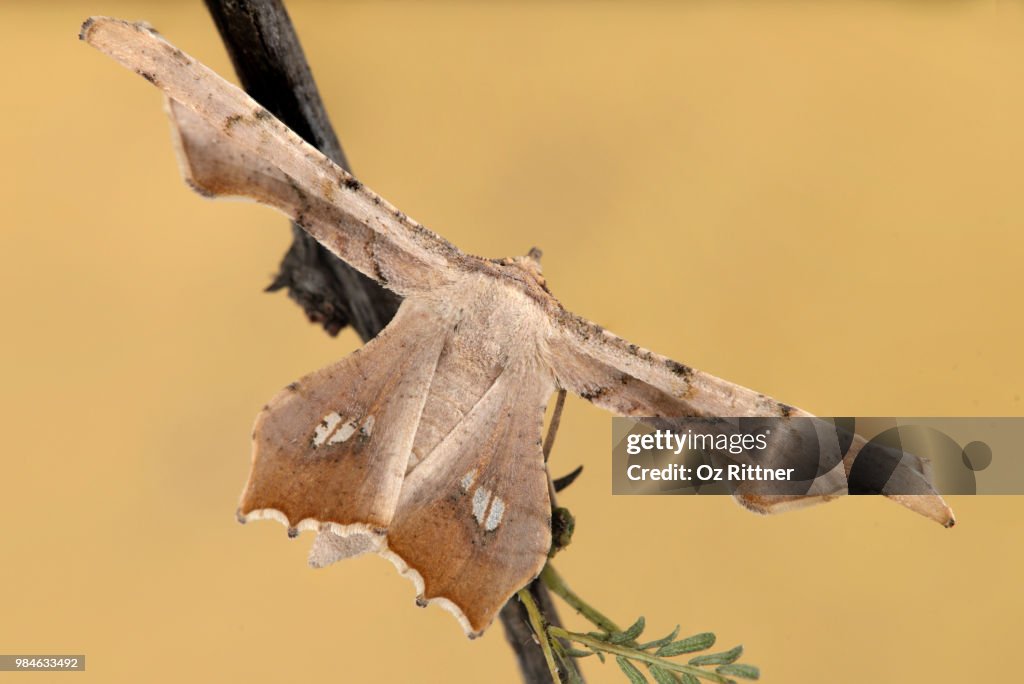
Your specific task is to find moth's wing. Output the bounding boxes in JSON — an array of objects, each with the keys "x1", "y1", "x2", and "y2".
[
  {"x1": 81, "y1": 16, "x2": 460, "y2": 297},
  {"x1": 308, "y1": 527, "x2": 379, "y2": 568},
  {"x1": 238, "y1": 298, "x2": 447, "y2": 540},
  {"x1": 164, "y1": 98, "x2": 293, "y2": 204},
  {"x1": 383, "y1": 363, "x2": 555, "y2": 637},
  {"x1": 546, "y1": 314, "x2": 955, "y2": 527}
]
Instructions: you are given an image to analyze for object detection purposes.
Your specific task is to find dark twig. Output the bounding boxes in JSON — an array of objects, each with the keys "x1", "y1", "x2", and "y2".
[
  {"x1": 203, "y1": 1, "x2": 574, "y2": 680},
  {"x1": 204, "y1": 0, "x2": 399, "y2": 340},
  {"x1": 502, "y1": 579, "x2": 569, "y2": 682}
]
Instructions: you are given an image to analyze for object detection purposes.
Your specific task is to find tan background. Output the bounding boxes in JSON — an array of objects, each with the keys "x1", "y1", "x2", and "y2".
[{"x1": 2, "y1": 2, "x2": 1022, "y2": 682}]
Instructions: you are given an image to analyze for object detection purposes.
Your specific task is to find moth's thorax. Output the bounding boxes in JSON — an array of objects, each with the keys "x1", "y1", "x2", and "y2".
[
  {"x1": 444, "y1": 249, "x2": 559, "y2": 315},
  {"x1": 423, "y1": 271, "x2": 554, "y2": 361}
]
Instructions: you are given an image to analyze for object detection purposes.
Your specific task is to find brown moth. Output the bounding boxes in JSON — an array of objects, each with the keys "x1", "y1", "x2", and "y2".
[{"x1": 81, "y1": 17, "x2": 954, "y2": 637}]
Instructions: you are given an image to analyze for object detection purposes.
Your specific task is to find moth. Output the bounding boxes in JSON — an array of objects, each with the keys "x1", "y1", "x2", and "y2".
[{"x1": 82, "y1": 17, "x2": 954, "y2": 637}]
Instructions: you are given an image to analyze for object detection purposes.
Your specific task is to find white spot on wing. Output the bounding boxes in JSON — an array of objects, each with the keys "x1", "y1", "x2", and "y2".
[
  {"x1": 361, "y1": 414, "x2": 375, "y2": 437},
  {"x1": 460, "y1": 469, "x2": 477, "y2": 493},
  {"x1": 472, "y1": 487, "x2": 492, "y2": 525},
  {"x1": 328, "y1": 420, "x2": 358, "y2": 444},
  {"x1": 313, "y1": 412, "x2": 342, "y2": 447},
  {"x1": 484, "y1": 497, "x2": 505, "y2": 532}
]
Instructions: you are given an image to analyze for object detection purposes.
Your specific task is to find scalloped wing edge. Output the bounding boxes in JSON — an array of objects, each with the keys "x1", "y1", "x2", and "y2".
[{"x1": 237, "y1": 507, "x2": 522, "y2": 638}]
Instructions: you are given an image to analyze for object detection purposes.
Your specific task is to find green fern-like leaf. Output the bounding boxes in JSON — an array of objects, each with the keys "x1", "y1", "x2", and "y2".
[
  {"x1": 610, "y1": 616, "x2": 647, "y2": 644},
  {"x1": 647, "y1": 664, "x2": 678, "y2": 684},
  {"x1": 638, "y1": 625, "x2": 680, "y2": 651},
  {"x1": 617, "y1": 656, "x2": 649, "y2": 684},
  {"x1": 655, "y1": 632, "x2": 716, "y2": 657},
  {"x1": 716, "y1": 663, "x2": 760, "y2": 680},
  {"x1": 689, "y1": 645, "x2": 743, "y2": 666}
]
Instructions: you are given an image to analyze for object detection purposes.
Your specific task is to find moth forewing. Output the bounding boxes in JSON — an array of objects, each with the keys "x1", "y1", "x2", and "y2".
[
  {"x1": 547, "y1": 321, "x2": 954, "y2": 526},
  {"x1": 83, "y1": 16, "x2": 458, "y2": 297}
]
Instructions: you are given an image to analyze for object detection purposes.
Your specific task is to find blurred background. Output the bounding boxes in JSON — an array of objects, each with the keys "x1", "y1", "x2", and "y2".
[{"x1": 2, "y1": 2, "x2": 1023, "y2": 682}]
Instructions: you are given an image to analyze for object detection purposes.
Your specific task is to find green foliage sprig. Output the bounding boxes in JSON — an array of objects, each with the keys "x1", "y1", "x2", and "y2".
[{"x1": 518, "y1": 565, "x2": 760, "y2": 684}]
